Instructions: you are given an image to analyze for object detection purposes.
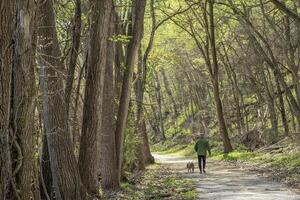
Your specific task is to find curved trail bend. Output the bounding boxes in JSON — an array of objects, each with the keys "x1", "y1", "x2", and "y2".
[{"x1": 153, "y1": 154, "x2": 300, "y2": 200}]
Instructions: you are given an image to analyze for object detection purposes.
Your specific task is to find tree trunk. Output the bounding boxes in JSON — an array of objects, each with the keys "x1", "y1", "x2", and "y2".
[
  {"x1": 275, "y1": 78, "x2": 289, "y2": 136},
  {"x1": 154, "y1": 71, "x2": 166, "y2": 141},
  {"x1": 135, "y1": 48, "x2": 146, "y2": 170},
  {"x1": 135, "y1": 47, "x2": 154, "y2": 168},
  {"x1": 37, "y1": 0, "x2": 86, "y2": 199},
  {"x1": 65, "y1": 0, "x2": 81, "y2": 117},
  {"x1": 13, "y1": 1, "x2": 39, "y2": 198},
  {"x1": 141, "y1": 120, "x2": 155, "y2": 164},
  {"x1": 212, "y1": 80, "x2": 233, "y2": 153},
  {"x1": 0, "y1": 0, "x2": 15, "y2": 198},
  {"x1": 209, "y1": 0, "x2": 233, "y2": 153},
  {"x1": 99, "y1": 8, "x2": 119, "y2": 190},
  {"x1": 78, "y1": 0, "x2": 113, "y2": 195},
  {"x1": 115, "y1": 0, "x2": 147, "y2": 183}
]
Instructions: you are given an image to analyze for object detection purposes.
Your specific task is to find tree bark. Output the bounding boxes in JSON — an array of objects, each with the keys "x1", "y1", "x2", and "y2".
[
  {"x1": 13, "y1": 1, "x2": 39, "y2": 199},
  {"x1": 78, "y1": 0, "x2": 113, "y2": 195},
  {"x1": 0, "y1": 0, "x2": 15, "y2": 198},
  {"x1": 99, "y1": 7, "x2": 119, "y2": 190},
  {"x1": 135, "y1": 47, "x2": 154, "y2": 168},
  {"x1": 135, "y1": 48, "x2": 146, "y2": 170},
  {"x1": 37, "y1": 0, "x2": 86, "y2": 199}
]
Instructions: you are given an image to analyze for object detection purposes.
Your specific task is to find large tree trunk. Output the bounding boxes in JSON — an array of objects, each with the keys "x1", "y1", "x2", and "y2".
[
  {"x1": 135, "y1": 49, "x2": 154, "y2": 165},
  {"x1": 37, "y1": 0, "x2": 86, "y2": 199},
  {"x1": 99, "y1": 8, "x2": 119, "y2": 190},
  {"x1": 135, "y1": 48, "x2": 146, "y2": 170},
  {"x1": 209, "y1": 0, "x2": 233, "y2": 153},
  {"x1": 13, "y1": 1, "x2": 39, "y2": 199},
  {"x1": 78, "y1": 0, "x2": 113, "y2": 195},
  {"x1": 115, "y1": 0, "x2": 147, "y2": 183},
  {"x1": 141, "y1": 120, "x2": 154, "y2": 164},
  {"x1": 0, "y1": 0, "x2": 15, "y2": 198}
]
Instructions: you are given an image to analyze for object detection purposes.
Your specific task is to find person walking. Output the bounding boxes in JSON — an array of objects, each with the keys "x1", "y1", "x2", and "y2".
[{"x1": 194, "y1": 133, "x2": 211, "y2": 174}]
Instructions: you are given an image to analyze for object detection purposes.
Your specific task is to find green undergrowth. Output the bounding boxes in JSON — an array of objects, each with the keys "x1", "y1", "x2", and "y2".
[
  {"x1": 163, "y1": 112, "x2": 195, "y2": 139},
  {"x1": 213, "y1": 151, "x2": 300, "y2": 168},
  {"x1": 104, "y1": 164, "x2": 197, "y2": 200}
]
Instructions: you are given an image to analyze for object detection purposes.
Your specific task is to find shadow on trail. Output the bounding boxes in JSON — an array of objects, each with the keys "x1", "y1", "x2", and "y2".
[{"x1": 153, "y1": 153, "x2": 300, "y2": 200}]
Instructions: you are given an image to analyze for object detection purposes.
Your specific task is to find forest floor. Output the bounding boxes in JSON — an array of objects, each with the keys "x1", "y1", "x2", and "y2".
[
  {"x1": 154, "y1": 153, "x2": 300, "y2": 200},
  {"x1": 103, "y1": 161, "x2": 197, "y2": 199}
]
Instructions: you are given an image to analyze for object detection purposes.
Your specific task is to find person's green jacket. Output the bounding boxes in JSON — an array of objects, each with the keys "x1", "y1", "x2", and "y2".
[{"x1": 194, "y1": 138, "x2": 211, "y2": 156}]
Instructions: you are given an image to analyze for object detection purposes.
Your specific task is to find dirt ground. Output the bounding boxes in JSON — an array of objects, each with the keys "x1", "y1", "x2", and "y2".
[{"x1": 153, "y1": 154, "x2": 300, "y2": 200}]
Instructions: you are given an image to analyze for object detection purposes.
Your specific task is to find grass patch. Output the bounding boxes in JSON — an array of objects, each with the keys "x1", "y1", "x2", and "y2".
[
  {"x1": 213, "y1": 151, "x2": 300, "y2": 169},
  {"x1": 104, "y1": 164, "x2": 197, "y2": 199},
  {"x1": 181, "y1": 190, "x2": 198, "y2": 200},
  {"x1": 213, "y1": 151, "x2": 259, "y2": 161}
]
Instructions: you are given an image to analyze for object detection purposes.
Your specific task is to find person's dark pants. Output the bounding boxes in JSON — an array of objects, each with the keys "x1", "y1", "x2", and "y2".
[{"x1": 197, "y1": 155, "x2": 206, "y2": 173}]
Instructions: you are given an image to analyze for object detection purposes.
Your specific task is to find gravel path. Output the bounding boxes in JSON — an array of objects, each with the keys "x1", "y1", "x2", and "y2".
[{"x1": 153, "y1": 154, "x2": 300, "y2": 200}]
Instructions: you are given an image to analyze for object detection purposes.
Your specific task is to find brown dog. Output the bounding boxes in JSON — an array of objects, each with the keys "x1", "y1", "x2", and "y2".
[{"x1": 186, "y1": 162, "x2": 194, "y2": 173}]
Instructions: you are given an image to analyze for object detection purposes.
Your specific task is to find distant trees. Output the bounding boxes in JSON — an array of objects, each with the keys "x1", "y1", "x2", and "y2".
[
  {"x1": 159, "y1": 0, "x2": 233, "y2": 152},
  {"x1": 144, "y1": 0, "x2": 300, "y2": 152}
]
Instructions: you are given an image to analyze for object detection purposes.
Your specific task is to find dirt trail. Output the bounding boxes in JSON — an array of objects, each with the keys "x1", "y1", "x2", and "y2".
[{"x1": 153, "y1": 154, "x2": 300, "y2": 200}]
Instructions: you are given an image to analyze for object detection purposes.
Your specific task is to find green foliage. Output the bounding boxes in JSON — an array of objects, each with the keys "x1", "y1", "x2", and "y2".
[
  {"x1": 213, "y1": 151, "x2": 259, "y2": 161},
  {"x1": 213, "y1": 151, "x2": 300, "y2": 170},
  {"x1": 163, "y1": 177, "x2": 180, "y2": 188},
  {"x1": 164, "y1": 112, "x2": 193, "y2": 139},
  {"x1": 110, "y1": 34, "x2": 132, "y2": 44},
  {"x1": 181, "y1": 190, "x2": 198, "y2": 200}
]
